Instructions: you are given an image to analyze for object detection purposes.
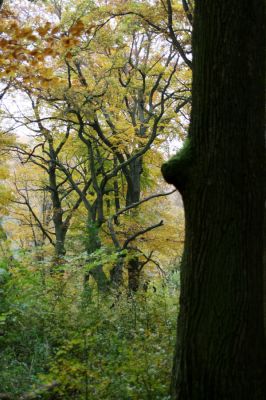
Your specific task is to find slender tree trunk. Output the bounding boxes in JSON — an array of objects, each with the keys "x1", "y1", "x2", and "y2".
[
  {"x1": 125, "y1": 158, "x2": 142, "y2": 206},
  {"x1": 46, "y1": 139, "x2": 68, "y2": 258},
  {"x1": 84, "y1": 219, "x2": 109, "y2": 292},
  {"x1": 124, "y1": 158, "x2": 143, "y2": 289},
  {"x1": 54, "y1": 224, "x2": 66, "y2": 257},
  {"x1": 128, "y1": 256, "x2": 140, "y2": 292},
  {"x1": 162, "y1": 1, "x2": 265, "y2": 399},
  {"x1": 113, "y1": 182, "x2": 120, "y2": 225},
  {"x1": 107, "y1": 160, "x2": 142, "y2": 288},
  {"x1": 49, "y1": 167, "x2": 66, "y2": 257},
  {"x1": 110, "y1": 255, "x2": 124, "y2": 287},
  {"x1": 87, "y1": 264, "x2": 109, "y2": 292},
  {"x1": 85, "y1": 219, "x2": 101, "y2": 255}
]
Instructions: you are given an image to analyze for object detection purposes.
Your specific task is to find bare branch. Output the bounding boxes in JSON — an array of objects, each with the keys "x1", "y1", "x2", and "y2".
[
  {"x1": 182, "y1": 0, "x2": 193, "y2": 25},
  {"x1": 113, "y1": 189, "x2": 176, "y2": 219},
  {"x1": 13, "y1": 180, "x2": 55, "y2": 247},
  {"x1": 107, "y1": 219, "x2": 121, "y2": 250},
  {"x1": 123, "y1": 220, "x2": 164, "y2": 249},
  {"x1": 166, "y1": 0, "x2": 192, "y2": 68}
]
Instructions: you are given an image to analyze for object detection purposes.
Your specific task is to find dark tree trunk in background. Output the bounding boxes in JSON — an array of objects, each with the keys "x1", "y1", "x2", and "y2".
[
  {"x1": 110, "y1": 255, "x2": 124, "y2": 287},
  {"x1": 125, "y1": 158, "x2": 142, "y2": 206},
  {"x1": 127, "y1": 256, "x2": 141, "y2": 292},
  {"x1": 85, "y1": 220, "x2": 101, "y2": 255},
  {"x1": 84, "y1": 220, "x2": 109, "y2": 292},
  {"x1": 54, "y1": 222, "x2": 66, "y2": 257},
  {"x1": 49, "y1": 163, "x2": 67, "y2": 257},
  {"x1": 162, "y1": 1, "x2": 265, "y2": 399},
  {"x1": 124, "y1": 158, "x2": 143, "y2": 290}
]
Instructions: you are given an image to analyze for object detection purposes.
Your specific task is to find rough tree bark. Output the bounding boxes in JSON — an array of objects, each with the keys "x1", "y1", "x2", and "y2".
[{"x1": 162, "y1": 1, "x2": 265, "y2": 399}]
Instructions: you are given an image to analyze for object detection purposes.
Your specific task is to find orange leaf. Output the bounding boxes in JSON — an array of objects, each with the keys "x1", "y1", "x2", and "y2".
[{"x1": 51, "y1": 26, "x2": 60, "y2": 35}]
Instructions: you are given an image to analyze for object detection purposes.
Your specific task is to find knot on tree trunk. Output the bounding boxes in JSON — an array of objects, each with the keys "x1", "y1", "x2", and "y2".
[{"x1": 161, "y1": 138, "x2": 193, "y2": 193}]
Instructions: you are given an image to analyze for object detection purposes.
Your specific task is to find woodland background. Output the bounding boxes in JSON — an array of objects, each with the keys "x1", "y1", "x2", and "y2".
[{"x1": 0, "y1": 1, "x2": 192, "y2": 398}]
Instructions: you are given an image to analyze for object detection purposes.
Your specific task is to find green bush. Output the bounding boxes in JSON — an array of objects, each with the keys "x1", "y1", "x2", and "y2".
[{"x1": 0, "y1": 255, "x2": 179, "y2": 399}]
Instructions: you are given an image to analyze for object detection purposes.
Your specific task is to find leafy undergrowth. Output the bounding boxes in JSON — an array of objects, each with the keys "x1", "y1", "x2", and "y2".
[{"x1": 0, "y1": 256, "x2": 179, "y2": 399}]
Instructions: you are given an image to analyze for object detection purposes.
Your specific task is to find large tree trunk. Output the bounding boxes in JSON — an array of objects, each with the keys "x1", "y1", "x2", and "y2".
[
  {"x1": 264, "y1": 101, "x2": 266, "y2": 338},
  {"x1": 162, "y1": 1, "x2": 265, "y2": 399},
  {"x1": 264, "y1": 198, "x2": 266, "y2": 337}
]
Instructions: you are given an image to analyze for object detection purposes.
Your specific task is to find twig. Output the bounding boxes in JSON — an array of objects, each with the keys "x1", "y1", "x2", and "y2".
[
  {"x1": 123, "y1": 220, "x2": 164, "y2": 249},
  {"x1": 113, "y1": 189, "x2": 176, "y2": 219}
]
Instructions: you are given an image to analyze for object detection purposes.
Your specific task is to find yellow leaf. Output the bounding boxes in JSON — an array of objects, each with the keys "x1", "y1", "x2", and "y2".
[
  {"x1": 19, "y1": 27, "x2": 33, "y2": 38},
  {"x1": 51, "y1": 26, "x2": 60, "y2": 35},
  {"x1": 69, "y1": 20, "x2": 85, "y2": 36}
]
